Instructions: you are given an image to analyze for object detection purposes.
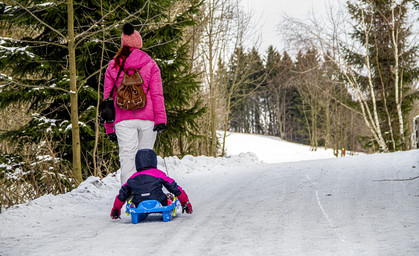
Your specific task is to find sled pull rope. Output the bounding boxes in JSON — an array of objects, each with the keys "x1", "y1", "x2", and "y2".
[
  {"x1": 163, "y1": 155, "x2": 169, "y2": 176},
  {"x1": 157, "y1": 133, "x2": 169, "y2": 176}
]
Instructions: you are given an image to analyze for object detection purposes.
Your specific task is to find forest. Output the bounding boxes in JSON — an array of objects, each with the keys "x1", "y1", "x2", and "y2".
[{"x1": 0, "y1": 0, "x2": 418, "y2": 210}]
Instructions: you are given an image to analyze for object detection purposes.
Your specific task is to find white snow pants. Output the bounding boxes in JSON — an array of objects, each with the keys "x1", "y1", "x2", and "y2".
[{"x1": 115, "y1": 119, "x2": 157, "y2": 185}]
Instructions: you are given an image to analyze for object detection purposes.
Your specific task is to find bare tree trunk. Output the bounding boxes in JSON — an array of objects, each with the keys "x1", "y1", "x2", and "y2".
[
  {"x1": 209, "y1": 51, "x2": 217, "y2": 156},
  {"x1": 202, "y1": 0, "x2": 227, "y2": 157},
  {"x1": 92, "y1": 0, "x2": 107, "y2": 178},
  {"x1": 391, "y1": 2, "x2": 405, "y2": 149},
  {"x1": 325, "y1": 98, "x2": 331, "y2": 149},
  {"x1": 334, "y1": 102, "x2": 339, "y2": 156},
  {"x1": 301, "y1": 101, "x2": 312, "y2": 148},
  {"x1": 276, "y1": 92, "x2": 286, "y2": 138},
  {"x1": 67, "y1": 0, "x2": 82, "y2": 183},
  {"x1": 221, "y1": 96, "x2": 232, "y2": 156},
  {"x1": 343, "y1": 108, "x2": 348, "y2": 153},
  {"x1": 360, "y1": 10, "x2": 388, "y2": 152},
  {"x1": 351, "y1": 111, "x2": 355, "y2": 152},
  {"x1": 311, "y1": 103, "x2": 318, "y2": 150},
  {"x1": 207, "y1": 0, "x2": 215, "y2": 156}
]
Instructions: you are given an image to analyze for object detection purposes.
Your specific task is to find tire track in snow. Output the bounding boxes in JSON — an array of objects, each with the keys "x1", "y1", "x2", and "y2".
[{"x1": 306, "y1": 174, "x2": 354, "y2": 255}]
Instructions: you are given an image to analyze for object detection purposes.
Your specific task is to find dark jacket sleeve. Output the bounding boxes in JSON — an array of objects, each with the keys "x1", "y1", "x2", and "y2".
[
  {"x1": 117, "y1": 183, "x2": 132, "y2": 202},
  {"x1": 161, "y1": 174, "x2": 183, "y2": 197}
]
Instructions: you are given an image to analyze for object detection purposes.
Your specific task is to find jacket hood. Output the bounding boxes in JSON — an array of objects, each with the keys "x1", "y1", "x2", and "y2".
[
  {"x1": 135, "y1": 149, "x2": 157, "y2": 171},
  {"x1": 125, "y1": 49, "x2": 152, "y2": 68}
]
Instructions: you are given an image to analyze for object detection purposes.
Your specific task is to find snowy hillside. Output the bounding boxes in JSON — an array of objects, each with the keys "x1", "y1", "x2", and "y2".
[
  {"x1": 0, "y1": 132, "x2": 418, "y2": 256},
  {"x1": 221, "y1": 131, "x2": 341, "y2": 163}
]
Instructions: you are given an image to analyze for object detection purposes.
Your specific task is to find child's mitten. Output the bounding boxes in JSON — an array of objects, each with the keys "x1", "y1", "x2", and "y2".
[
  {"x1": 110, "y1": 196, "x2": 125, "y2": 219},
  {"x1": 178, "y1": 191, "x2": 193, "y2": 214},
  {"x1": 182, "y1": 201, "x2": 193, "y2": 214}
]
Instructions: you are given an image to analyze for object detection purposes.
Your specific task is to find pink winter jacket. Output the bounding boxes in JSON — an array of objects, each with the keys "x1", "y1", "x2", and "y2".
[{"x1": 103, "y1": 49, "x2": 166, "y2": 134}]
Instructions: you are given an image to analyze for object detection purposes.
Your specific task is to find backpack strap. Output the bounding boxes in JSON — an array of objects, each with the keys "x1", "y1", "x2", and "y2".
[
  {"x1": 122, "y1": 67, "x2": 149, "y2": 94},
  {"x1": 124, "y1": 67, "x2": 137, "y2": 73},
  {"x1": 108, "y1": 57, "x2": 127, "y2": 99}
]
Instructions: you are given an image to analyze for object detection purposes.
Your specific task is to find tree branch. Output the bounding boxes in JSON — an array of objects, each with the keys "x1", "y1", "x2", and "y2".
[{"x1": 10, "y1": 0, "x2": 67, "y2": 40}]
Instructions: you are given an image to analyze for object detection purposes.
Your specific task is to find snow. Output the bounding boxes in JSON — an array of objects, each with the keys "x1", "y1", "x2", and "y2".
[
  {"x1": 0, "y1": 42, "x2": 35, "y2": 58},
  {"x1": 221, "y1": 131, "x2": 342, "y2": 163},
  {"x1": 1, "y1": 132, "x2": 418, "y2": 256}
]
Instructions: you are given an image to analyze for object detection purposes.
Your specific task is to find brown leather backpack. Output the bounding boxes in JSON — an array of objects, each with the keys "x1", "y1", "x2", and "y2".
[{"x1": 116, "y1": 67, "x2": 147, "y2": 110}]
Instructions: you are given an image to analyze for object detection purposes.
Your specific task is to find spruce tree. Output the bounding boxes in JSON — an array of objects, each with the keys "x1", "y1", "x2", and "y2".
[
  {"x1": 262, "y1": 47, "x2": 304, "y2": 142},
  {"x1": 0, "y1": 0, "x2": 204, "y2": 181},
  {"x1": 345, "y1": 0, "x2": 419, "y2": 151},
  {"x1": 278, "y1": 51, "x2": 305, "y2": 143},
  {"x1": 227, "y1": 46, "x2": 248, "y2": 132},
  {"x1": 227, "y1": 46, "x2": 267, "y2": 134},
  {"x1": 262, "y1": 46, "x2": 281, "y2": 136},
  {"x1": 246, "y1": 47, "x2": 266, "y2": 134}
]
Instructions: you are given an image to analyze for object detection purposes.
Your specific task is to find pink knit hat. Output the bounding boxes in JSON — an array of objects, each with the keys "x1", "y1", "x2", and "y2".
[{"x1": 121, "y1": 23, "x2": 143, "y2": 49}]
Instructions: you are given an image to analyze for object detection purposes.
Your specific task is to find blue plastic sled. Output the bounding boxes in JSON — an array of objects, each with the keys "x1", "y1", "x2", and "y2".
[{"x1": 126, "y1": 199, "x2": 181, "y2": 224}]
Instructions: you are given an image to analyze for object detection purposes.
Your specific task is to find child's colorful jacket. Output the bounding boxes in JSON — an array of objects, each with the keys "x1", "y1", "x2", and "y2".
[{"x1": 111, "y1": 149, "x2": 192, "y2": 219}]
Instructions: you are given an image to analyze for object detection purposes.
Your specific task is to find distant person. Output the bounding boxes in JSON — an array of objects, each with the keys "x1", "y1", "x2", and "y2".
[
  {"x1": 110, "y1": 149, "x2": 193, "y2": 219},
  {"x1": 103, "y1": 23, "x2": 167, "y2": 185}
]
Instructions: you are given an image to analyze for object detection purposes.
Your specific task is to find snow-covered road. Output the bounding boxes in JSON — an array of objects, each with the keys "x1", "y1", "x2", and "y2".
[
  {"x1": 1, "y1": 133, "x2": 418, "y2": 256},
  {"x1": 174, "y1": 153, "x2": 418, "y2": 256}
]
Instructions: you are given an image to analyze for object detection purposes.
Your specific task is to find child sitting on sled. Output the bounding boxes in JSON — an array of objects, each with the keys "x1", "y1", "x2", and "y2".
[{"x1": 111, "y1": 149, "x2": 193, "y2": 219}]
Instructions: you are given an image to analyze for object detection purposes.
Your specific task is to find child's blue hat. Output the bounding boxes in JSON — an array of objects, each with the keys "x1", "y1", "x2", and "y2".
[{"x1": 135, "y1": 149, "x2": 157, "y2": 171}]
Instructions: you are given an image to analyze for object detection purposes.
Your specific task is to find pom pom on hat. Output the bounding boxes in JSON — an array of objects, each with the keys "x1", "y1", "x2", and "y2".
[
  {"x1": 122, "y1": 23, "x2": 135, "y2": 35},
  {"x1": 121, "y1": 23, "x2": 142, "y2": 49}
]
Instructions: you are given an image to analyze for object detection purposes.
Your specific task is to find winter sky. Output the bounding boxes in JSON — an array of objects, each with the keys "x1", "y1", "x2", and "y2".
[
  {"x1": 242, "y1": 0, "x2": 419, "y2": 54},
  {"x1": 241, "y1": 0, "x2": 333, "y2": 52}
]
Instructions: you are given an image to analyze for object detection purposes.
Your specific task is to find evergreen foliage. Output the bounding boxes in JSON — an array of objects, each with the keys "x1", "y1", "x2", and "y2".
[
  {"x1": 227, "y1": 46, "x2": 267, "y2": 133},
  {"x1": 345, "y1": 0, "x2": 419, "y2": 151},
  {"x1": 261, "y1": 47, "x2": 305, "y2": 143},
  {"x1": 227, "y1": 46, "x2": 248, "y2": 132},
  {"x1": 0, "y1": 0, "x2": 204, "y2": 180}
]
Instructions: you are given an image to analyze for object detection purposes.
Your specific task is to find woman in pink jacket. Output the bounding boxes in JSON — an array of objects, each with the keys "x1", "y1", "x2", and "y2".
[{"x1": 103, "y1": 23, "x2": 167, "y2": 185}]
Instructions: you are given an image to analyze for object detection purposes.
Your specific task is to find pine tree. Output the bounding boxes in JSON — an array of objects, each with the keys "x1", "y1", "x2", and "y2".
[
  {"x1": 345, "y1": 0, "x2": 419, "y2": 151},
  {"x1": 246, "y1": 47, "x2": 265, "y2": 134},
  {"x1": 0, "y1": 0, "x2": 204, "y2": 181},
  {"x1": 227, "y1": 46, "x2": 267, "y2": 134},
  {"x1": 227, "y1": 46, "x2": 248, "y2": 132},
  {"x1": 279, "y1": 51, "x2": 305, "y2": 143},
  {"x1": 262, "y1": 47, "x2": 305, "y2": 142},
  {"x1": 261, "y1": 46, "x2": 281, "y2": 135}
]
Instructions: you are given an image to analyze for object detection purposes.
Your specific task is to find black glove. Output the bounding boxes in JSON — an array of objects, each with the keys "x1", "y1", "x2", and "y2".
[
  {"x1": 153, "y1": 123, "x2": 166, "y2": 133},
  {"x1": 107, "y1": 132, "x2": 118, "y2": 143},
  {"x1": 182, "y1": 201, "x2": 193, "y2": 214},
  {"x1": 111, "y1": 208, "x2": 121, "y2": 219}
]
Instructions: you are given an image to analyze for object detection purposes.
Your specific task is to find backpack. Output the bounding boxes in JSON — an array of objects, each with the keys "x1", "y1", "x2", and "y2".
[{"x1": 116, "y1": 67, "x2": 147, "y2": 110}]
